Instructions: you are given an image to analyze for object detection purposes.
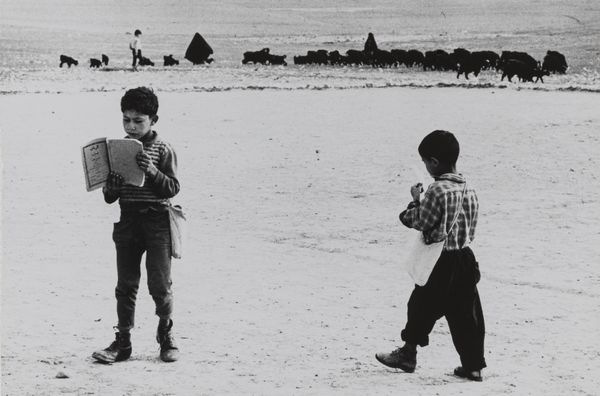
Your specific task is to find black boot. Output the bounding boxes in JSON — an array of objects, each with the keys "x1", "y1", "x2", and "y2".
[
  {"x1": 92, "y1": 331, "x2": 132, "y2": 363},
  {"x1": 157, "y1": 319, "x2": 179, "y2": 362}
]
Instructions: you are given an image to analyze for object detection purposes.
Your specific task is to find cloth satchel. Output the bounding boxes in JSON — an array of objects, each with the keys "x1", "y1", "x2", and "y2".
[
  {"x1": 404, "y1": 183, "x2": 467, "y2": 286},
  {"x1": 167, "y1": 205, "x2": 186, "y2": 259}
]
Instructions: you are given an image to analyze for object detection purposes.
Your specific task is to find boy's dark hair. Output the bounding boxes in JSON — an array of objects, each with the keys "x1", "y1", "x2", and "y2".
[
  {"x1": 134, "y1": 29, "x2": 142, "y2": 36},
  {"x1": 418, "y1": 130, "x2": 460, "y2": 165},
  {"x1": 121, "y1": 87, "x2": 158, "y2": 117}
]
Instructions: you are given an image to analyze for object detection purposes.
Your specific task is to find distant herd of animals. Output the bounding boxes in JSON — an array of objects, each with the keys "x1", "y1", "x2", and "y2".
[
  {"x1": 59, "y1": 45, "x2": 568, "y2": 84},
  {"x1": 240, "y1": 47, "x2": 568, "y2": 83}
]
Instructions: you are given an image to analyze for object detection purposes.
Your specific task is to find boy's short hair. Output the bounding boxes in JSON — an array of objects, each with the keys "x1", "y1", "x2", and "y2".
[
  {"x1": 134, "y1": 29, "x2": 142, "y2": 36},
  {"x1": 418, "y1": 130, "x2": 460, "y2": 165},
  {"x1": 121, "y1": 87, "x2": 158, "y2": 117}
]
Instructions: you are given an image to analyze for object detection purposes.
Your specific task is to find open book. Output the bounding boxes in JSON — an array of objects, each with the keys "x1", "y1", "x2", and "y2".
[{"x1": 82, "y1": 138, "x2": 145, "y2": 191}]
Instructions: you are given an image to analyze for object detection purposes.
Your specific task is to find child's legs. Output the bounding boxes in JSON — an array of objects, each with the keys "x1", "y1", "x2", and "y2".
[
  {"x1": 145, "y1": 246, "x2": 173, "y2": 320},
  {"x1": 115, "y1": 245, "x2": 144, "y2": 331},
  {"x1": 446, "y1": 287, "x2": 486, "y2": 371},
  {"x1": 401, "y1": 284, "x2": 446, "y2": 347},
  {"x1": 132, "y1": 49, "x2": 138, "y2": 66},
  {"x1": 445, "y1": 248, "x2": 486, "y2": 371},
  {"x1": 141, "y1": 210, "x2": 173, "y2": 320},
  {"x1": 401, "y1": 255, "x2": 454, "y2": 346}
]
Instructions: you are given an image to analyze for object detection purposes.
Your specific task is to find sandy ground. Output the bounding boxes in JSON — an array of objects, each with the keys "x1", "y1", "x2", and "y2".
[{"x1": 1, "y1": 87, "x2": 599, "y2": 395}]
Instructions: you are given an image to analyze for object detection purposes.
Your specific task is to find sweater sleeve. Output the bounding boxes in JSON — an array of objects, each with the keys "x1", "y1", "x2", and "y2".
[{"x1": 148, "y1": 143, "x2": 180, "y2": 198}]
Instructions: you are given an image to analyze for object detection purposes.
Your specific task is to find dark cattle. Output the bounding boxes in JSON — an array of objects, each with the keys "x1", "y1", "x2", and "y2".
[
  {"x1": 306, "y1": 50, "x2": 329, "y2": 65},
  {"x1": 391, "y1": 49, "x2": 407, "y2": 66},
  {"x1": 471, "y1": 50, "x2": 499, "y2": 70},
  {"x1": 89, "y1": 58, "x2": 102, "y2": 68},
  {"x1": 328, "y1": 50, "x2": 343, "y2": 65},
  {"x1": 101, "y1": 54, "x2": 109, "y2": 66},
  {"x1": 59, "y1": 55, "x2": 78, "y2": 67},
  {"x1": 138, "y1": 56, "x2": 154, "y2": 66},
  {"x1": 242, "y1": 48, "x2": 270, "y2": 65},
  {"x1": 542, "y1": 50, "x2": 568, "y2": 74},
  {"x1": 293, "y1": 55, "x2": 309, "y2": 65},
  {"x1": 424, "y1": 49, "x2": 452, "y2": 71},
  {"x1": 501, "y1": 59, "x2": 548, "y2": 83},
  {"x1": 498, "y1": 51, "x2": 537, "y2": 71},
  {"x1": 267, "y1": 54, "x2": 287, "y2": 65},
  {"x1": 163, "y1": 54, "x2": 179, "y2": 66},
  {"x1": 456, "y1": 53, "x2": 487, "y2": 80},
  {"x1": 371, "y1": 49, "x2": 395, "y2": 67},
  {"x1": 345, "y1": 49, "x2": 367, "y2": 65},
  {"x1": 405, "y1": 49, "x2": 424, "y2": 67}
]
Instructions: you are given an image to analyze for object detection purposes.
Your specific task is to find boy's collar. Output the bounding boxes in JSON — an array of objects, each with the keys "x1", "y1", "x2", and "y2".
[{"x1": 435, "y1": 173, "x2": 465, "y2": 183}]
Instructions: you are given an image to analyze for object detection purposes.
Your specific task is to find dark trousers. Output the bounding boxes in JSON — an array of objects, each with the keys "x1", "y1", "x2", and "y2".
[
  {"x1": 401, "y1": 247, "x2": 486, "y2": 371},
  {"x1": 132, "y1": 49, "x2": 141, "y2": 67},
  {"x1": 112, "y1": 209, "x2": 172, "y2": 331}
]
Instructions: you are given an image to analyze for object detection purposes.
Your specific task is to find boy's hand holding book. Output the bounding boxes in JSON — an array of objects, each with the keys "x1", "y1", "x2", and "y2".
[
  {"x1": 136, "y1": 151, "x2": 158, "y2": 178},
  {"x1": 102, "y1": 171, "x2": 124, "y2": 201}
]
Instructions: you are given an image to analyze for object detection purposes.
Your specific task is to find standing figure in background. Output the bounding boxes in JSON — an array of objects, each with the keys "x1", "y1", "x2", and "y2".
[
  {"x1": 130, "y1": 29, "x2": 142, "y2": 70},
  {"x1": 364, "y1": 32, "x2": 378, "y2": 61}
]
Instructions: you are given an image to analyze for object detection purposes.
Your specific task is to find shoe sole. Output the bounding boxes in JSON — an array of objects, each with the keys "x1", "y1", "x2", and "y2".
[
  {"x1": 92, "y1": 351, "x2": 115, "y2": 364},
  {"x1": 92, "y1": 349, "x2": 132, "y2": 364},
  {"x1": 454, "y1": 367, "x2": 483, "y2": 382},
  {"x1": 375, "y1": 354, "x2": 416, "y2": 373}
]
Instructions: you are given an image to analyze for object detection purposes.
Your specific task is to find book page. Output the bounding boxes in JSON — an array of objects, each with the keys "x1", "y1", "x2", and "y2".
[
  {"x1": 107, "y1": 139, "x2": 145, "y2": 187},
  {"x1": 81, "y1": 137, "x2": 110, "y2": 191}
]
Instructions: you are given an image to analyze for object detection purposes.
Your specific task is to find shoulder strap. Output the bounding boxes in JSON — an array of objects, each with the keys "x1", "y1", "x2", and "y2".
[{"x1": 447, "y1": 182, "x2": 467, "y2": 236}]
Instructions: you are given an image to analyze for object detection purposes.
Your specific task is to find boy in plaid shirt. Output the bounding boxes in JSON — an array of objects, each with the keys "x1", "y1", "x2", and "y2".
[{"x1": 376, "y1": 130, "x2": 486, "y2": 381}]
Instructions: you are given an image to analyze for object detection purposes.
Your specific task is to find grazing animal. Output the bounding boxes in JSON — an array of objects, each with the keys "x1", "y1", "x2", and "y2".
[
  {"x1": 101, "y1": 54, "x2": 109, "y2": 66},
  {"x1": 89, "y1": 58, "x2": 102, "y2": 68},
  {"x1": 345, "y1": 49, "x2": 367, "y2": 66},
  {"x1": 471, "y1": 50, "x2": 499, "y2": 70},
  {"x1": 138, "y1": 56, "x2": 154, "y2": 66},
  {"x1": 306, "y1": 50, "x2": 329, "y2": 65},
  {"x1": 371, "y1": 49, "x2": 395, "y2": 67},
  {"x1": 405, "y1": 49, "x2": 424, "y2": 67},
  {"x1": 542, "y1": 50, "x2": 568, "y2": 74},
  {"x1": 59, "y1": 55, "x2": 78, "y2": 67},
  {"x1": 328, "y1": 50, "x2": 343, "y2": 65},
  {"x1": 267, "y1": 54, "x2": 287, "y2": 65},
  {"x1": 163, "y1": 54, "x2": 179, "y2": 66},
  {"x1": 242, "y1": 48, "x2": 271, "y2": 65},
  {"x1": 501, "y1": 59, "x2": 548, "y2": 83},
  {"x1": 391, "y1": 49, "x2": 408, "y2": 67},
  {"x1": 498, "y1": 51, "x2": 537, "y2": 71},
  {"x1": 293, "y1": 55, "x2": 309, "y2": 65},
  {"x1": 424, "y1": 49, "x2": 452, "y2": 71},
  {"x1": 456, "y1": 53, "x2": 488, "y2": 80}
]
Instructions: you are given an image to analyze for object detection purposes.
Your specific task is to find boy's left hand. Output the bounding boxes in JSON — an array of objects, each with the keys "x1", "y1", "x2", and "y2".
[
  {"x1": 410, "y1": 183, "x2": 423, "y2": 202},
  {"x1": 136, "y1": 151, "x2": 158, "y2": 177}
]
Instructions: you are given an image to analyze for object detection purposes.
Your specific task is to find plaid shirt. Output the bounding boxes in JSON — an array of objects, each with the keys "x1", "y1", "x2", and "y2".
[{"x1": 400, "y1": 173, "x2": 478, "y2": 251}]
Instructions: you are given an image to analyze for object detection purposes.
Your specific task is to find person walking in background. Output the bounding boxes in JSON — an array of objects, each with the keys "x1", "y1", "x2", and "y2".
[
  {"x1": 375, "y1": 130, "x2": 486, "y2": 381},
  {"x1": 130, "y1": 29, "x2": 142, "y2": 70}
]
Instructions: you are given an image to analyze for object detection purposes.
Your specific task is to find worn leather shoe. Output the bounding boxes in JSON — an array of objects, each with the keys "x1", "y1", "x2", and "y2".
[
  {"x1": 92, "y1": 332, "x2": 132, "y2": 363},
  {"x1": 375, "y1": 346, "x2": 416, "y2": 373},
  {"x1": 157, "y1": 319, "x2": 179, "y2": 362},
  {"x1": 454, "y1": 366, "x2": 483, "y2": 382}
]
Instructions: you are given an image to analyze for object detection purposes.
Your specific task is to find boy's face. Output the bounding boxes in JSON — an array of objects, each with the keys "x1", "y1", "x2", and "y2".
[
  {"x1": 421, "y1": 156, "x2": 440, "y2": 177},
  {"x1": 122, "y1": 110, "x2": 156, "y2": 140}
]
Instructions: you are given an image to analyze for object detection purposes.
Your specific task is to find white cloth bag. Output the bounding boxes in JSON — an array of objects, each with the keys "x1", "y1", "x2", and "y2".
[
  {"x1": 404, "y1": 233, "x2": 445, "y2": 286},
  {"x1": 404, "y1": 183, "x2": 467, "y2": 286}
]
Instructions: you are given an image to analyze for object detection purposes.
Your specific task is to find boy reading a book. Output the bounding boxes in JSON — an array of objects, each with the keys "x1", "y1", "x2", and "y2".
[
  {"x1": 375, "y1": 130, "x2": 486, "y2": 381},
  {"x1": 92, "y1": 87, "x2": 180, "y2": 363}
]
